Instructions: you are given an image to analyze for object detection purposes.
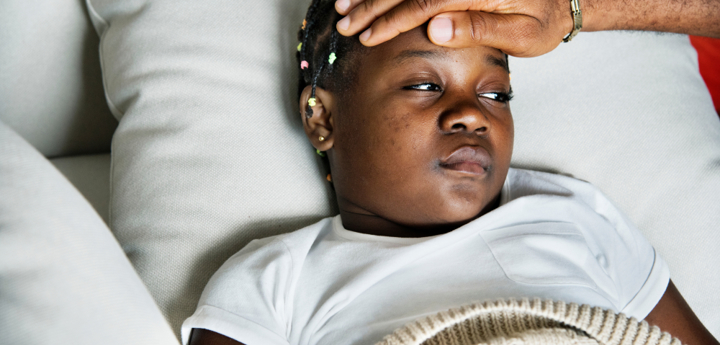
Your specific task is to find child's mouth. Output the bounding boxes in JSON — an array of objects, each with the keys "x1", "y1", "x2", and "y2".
[
  {"x1": 441, "y1": 162, "x2": 487, "y2": 175},
  {"x1": 439, "y1": 146, "x2": 491, "y2": 176}
]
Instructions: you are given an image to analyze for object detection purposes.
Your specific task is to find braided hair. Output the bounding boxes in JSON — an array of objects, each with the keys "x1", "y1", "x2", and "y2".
[{"x1": 296, "y1": 0, "x2": 363, "y2": 118}]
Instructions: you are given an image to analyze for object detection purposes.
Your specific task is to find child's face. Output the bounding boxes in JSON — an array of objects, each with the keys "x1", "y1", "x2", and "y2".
[{"x1": 305, "y1": 26, "x2": 513, "y2": 233}]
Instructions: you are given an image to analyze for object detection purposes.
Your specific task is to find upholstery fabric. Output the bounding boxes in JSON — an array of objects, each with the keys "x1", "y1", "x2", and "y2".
[
  {"x1": 0, "y1": 0, "x2": 117, "y2": 158},
  {"x1": 0, "y1": 121, "x2": 177, "y2": 345},
  {"x1": 51, "y1": 154, "x2": 112, "y2": 224},
  {"x1": 86, "y1": 0, "x2": 720, "y2": 338},
  {"x1": 86, "y1": 0, "x2": 338, "y2": 336}
]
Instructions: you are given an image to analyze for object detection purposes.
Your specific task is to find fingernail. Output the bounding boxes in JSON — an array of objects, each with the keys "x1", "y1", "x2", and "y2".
[
  {"x1": 337, "y1": 16, "x2": 350, "y2": 31},
  {"x1": 359, "y1": 28, "x2": 372, "y2": 42},
  {"x1": 336, "y1": 0, "x2": 350, "y2": 12},
  {"x1": 430, "y1": 17, "x2": 453, "y2": 43}
]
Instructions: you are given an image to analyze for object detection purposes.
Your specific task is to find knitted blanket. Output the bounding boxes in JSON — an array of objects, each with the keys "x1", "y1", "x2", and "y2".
[{"x1": 376, "y1": 298, "x2": 682, "y2": 345}]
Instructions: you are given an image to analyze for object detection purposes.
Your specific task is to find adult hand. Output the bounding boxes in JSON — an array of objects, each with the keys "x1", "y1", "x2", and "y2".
[
  {"x1": 334, "y1": 0, "x2": 720, "y2": 57},
  {"x1": 334, "y1": 0, "x2": 580, "y2": 57}
]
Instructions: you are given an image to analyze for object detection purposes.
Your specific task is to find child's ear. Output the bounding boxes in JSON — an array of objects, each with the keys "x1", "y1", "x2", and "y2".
[{"x1": 299, "y1": 85, "x2": 335, "y2": 152}]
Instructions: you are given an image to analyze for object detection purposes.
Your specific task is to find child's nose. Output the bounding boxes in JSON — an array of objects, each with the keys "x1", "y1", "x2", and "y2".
[{"x1": 439, "y1": 100, "x2": 490, "y2": 135}]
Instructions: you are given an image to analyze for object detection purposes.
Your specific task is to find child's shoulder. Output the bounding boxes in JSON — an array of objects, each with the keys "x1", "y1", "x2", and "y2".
[
  {"x1": 504, "y1": 168, "x2": 603, "y2": 205},
  {"x1": 502, "y1": 168, "x2": 635, "y2": 234},
  {"x1": 207, "y1": 217, "x2": 335, "y2": 286},
  {"x1": 226, "y1": 216, "x2": 335, "y2": 261}
]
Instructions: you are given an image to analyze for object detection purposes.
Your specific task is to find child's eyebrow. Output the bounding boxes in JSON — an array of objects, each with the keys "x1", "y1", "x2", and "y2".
[{"x1": 485, "y1": 55, "x2": 509, "y2": 72}]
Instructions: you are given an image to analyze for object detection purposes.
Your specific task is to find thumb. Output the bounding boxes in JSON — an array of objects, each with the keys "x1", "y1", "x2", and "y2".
[{"x1": 428, "y1": 12, "x2": 558, "y2": 57}]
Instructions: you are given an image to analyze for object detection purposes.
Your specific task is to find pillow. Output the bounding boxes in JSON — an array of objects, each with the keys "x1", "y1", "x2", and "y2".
[
  {"x1": 0, "y1": 0, "x2": 117, "y2": 158},
  {"x1": 86, "y1": 0, "x2": 337, "y2": 336},
  {"x1": 87, "y1": 0, "x2": 720, "y2": 338},
  {"x1": 0, "y1": 121, "x2": 177, "y2": 344}
]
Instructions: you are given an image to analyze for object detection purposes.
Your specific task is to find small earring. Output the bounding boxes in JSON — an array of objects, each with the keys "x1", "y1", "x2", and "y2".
[
  {"x1": 318, "y1": 135, "x2": 325, "y2": 142},
  {"x1": 326, "y1": 174, "x2": 332, "y2": 182}
]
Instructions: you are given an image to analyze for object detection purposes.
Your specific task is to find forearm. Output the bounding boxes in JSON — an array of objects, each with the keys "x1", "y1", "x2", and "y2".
[
  {"x1": 644, "y1": 281, "x2": 720, "y2": 345},
  {"x1": 583, "y1": 0, "x2": 720, "y2": 37}
]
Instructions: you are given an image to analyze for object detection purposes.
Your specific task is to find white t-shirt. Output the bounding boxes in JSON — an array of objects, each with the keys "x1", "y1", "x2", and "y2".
[{"x1": 181, "y1": 168, "x2": 670, "y2": 345}]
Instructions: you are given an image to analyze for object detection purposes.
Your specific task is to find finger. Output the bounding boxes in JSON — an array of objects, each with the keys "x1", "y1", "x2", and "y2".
[
  {"x1": 336, "y1": 0, "x2": 406, "y2": 37},
  {"x1": 334, "y1": 0, "x2": 366, "y2": 16},
  {"x1": 355, "y1": 0, "x2": 472, "y2": 46},
  {"x1": 427, "y1": 11, "x2": 562, "y2": 57}
]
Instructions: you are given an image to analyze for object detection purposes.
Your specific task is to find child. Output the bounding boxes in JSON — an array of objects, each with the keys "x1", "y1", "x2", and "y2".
[{"x1": 181, "y1": 0, "x2": 717, "y2": 344}]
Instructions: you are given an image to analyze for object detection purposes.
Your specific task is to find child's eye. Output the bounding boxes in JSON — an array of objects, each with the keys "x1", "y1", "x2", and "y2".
[
  {"x1": 403, "y1": 83, "x2": 442, "y2": 91},
  {"x1": 478, "y1": 91, "x2": 514, "y2": 103}
]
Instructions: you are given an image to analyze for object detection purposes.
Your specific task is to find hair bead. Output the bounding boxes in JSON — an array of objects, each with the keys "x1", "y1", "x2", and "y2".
[
  {"x1": 308, "y1": 97, "x2": 317, "y2": 107},
  {"x1": 298, "y1": 0, "x2": 350, "y2": 119},
  {"x1": 310, "y1": 60, "x2": 325, "y2": 101}
]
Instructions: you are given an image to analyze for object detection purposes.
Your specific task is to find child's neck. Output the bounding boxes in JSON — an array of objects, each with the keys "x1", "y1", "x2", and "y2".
[{"x1": 337, "y1": 194, "x2": 501, "y2": 238}]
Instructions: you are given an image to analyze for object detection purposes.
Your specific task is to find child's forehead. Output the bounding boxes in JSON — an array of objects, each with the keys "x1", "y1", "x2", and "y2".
[{"x1": 362, "y1": 27, "x2": 506, "y2": 69}]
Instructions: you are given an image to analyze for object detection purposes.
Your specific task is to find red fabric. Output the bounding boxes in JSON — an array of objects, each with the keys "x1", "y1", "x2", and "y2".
[{"x1": 690, "y1": 36, "x2": 720, "y2": 115}]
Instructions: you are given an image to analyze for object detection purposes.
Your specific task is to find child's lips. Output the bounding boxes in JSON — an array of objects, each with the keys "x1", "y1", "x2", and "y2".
[{"x1": 439, "y1": 146, "x2": 491, "y2": 175}]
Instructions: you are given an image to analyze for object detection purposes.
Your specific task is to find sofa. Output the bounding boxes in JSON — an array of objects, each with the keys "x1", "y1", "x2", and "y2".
[{"x1": 1, "y1": 0, "x2": 719, "y2": 344}]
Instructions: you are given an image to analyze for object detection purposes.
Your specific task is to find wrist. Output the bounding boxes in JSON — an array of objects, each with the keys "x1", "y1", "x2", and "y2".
[
  {"x1": 578, "y1": 0, "x2": 644, "y2": 32},
  {"x1": 562, "y1": 0, "x2": 583, "y2": 42},
  {"x1": 578, "y1": 0, "x2": 615, "y2": 32}
]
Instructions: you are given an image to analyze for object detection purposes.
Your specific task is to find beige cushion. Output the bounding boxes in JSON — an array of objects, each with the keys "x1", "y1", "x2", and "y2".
[
  {"x1": 87, "y1": 0, "x2": 720, "y2": 339},
  {"x1": 0, "y1": 121, "x2": 177, "y2": 344},
  {"x1": 87, "y1": 0, "x2": 337, "y2": 336},
  {"x1": 0, "y1": 0, "x2": 116, "y2": 158}
]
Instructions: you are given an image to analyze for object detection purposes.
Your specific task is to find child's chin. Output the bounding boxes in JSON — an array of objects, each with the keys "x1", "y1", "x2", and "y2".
[
  {"x1": 432, "y1": 197, "x2": 498, "y2": 224},
  {"x1": 429, "y1": 208, "x2": 487, "y2": 228}
]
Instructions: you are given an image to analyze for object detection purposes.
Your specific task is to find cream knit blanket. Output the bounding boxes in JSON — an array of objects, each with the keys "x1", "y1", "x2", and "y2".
[{"x1": 376, "y1": 298, "x2": 682, "y2": 345}]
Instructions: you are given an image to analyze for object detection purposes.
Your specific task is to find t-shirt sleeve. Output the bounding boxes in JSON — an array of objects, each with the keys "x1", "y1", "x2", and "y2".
[
  {"x1": 586, "y1": 185, "x2": 670, "y2": 320},
  {"x1": 620, "y1": 249, "x2": 670, "y2": 318},
  {"x1": 507, "y1": 169, "x2": 670, "y2": 319},
  {"x1": 181, "y1": 237, "x2": 295, "y2": 345}
]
